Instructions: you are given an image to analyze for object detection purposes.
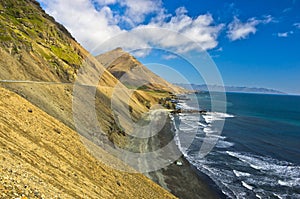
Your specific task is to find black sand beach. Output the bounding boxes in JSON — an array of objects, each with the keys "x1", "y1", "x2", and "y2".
[{"x1": 145, "y1": 114, "x2": 226, "y2": 199}]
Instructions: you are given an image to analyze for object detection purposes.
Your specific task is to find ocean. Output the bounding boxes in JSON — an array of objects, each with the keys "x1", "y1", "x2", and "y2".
[{"x1": 173, "y1": 92, "x2": 300, "y2": 199}]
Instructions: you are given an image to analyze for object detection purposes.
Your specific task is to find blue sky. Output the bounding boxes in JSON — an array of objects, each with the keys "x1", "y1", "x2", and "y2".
[{"x1": 38, "y1": 0, "x2": 300, "y2": 94}]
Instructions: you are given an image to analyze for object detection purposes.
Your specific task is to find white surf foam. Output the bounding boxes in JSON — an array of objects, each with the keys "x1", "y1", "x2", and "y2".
[
  {"x1": 202, "y1": 115, "x2": 217, "y2": 124},
  {"x1": 171, "y1": 115, "x2": 190, "y2": 158},
  {"x1": 226, "y1": 151, "x2": 300, "y2": 188},
  {"x1": 197, "y1": 122, "x2": 208, "y2": 128},
  {"x1": 273, "y1": 193, "x2": 284, "y2": 199},
  {"x1": 278, "y1": 180, "x2": 289, "y2": 187},
  {"x1": 202, "y1": 112, "x2": 234, "y2": 124},
  {"x1": 226, "y1": 151, "x2": 268, "y2": 170},
  {"x1": 249, "y1": 164, "x2": 263, "y2": 170},
  {"x1": 207, "y1": 112, "x2": 235, "y2": 118},
  {"x1": 203, "y1": 127, "x2": 215, "y2": 134},
  {"x1": 216, "y1": 140, "x2": 234, "y2": 148},
  {"x1": 176, "y1": 102, "x2": 194, "y2": 110},
  {"x1": 208, "y1": 134, "x2": 227, "y2": 140},
  {"x1": 242, "y1": 181, "x2": 254, "y2": 190},
  {"x1": 278, "y1": 178, "x2": 300, "y2": 187},
  {"x1": 233, "y1": 170, "x2": 251, "y2": 177}
]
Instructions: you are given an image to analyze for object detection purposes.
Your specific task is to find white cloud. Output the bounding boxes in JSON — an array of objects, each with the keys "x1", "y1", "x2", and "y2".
[
  {"x1": 162, "y1": 54, "x2": 177, "y2": 60},
  {"x1": 262, "y1": 15, "x2": 273, "y2": 24},
  {"x1": 294, "y1": 23, "x2": 300, "y2": 29},
  {"x1": 39, "y1": 0, "x2": 124, "y2": 51},
  {"x1": 227, "y1": 17, "x2": 257, "y2": 41},
  {"x1": 227, "y1": 15, "x2": 273, "y2": 41},
  {"x1": 137, "y1": 8, "x2": 224, "y2": 53},
  {"x1": 39, "y1": 0, "x2": 223, "y2": 55},
  {"x1": 216, "y1": 47, "x2": 223, "y2": 52},
  {"x1": 94, "y1": 0, "x2": 117, "y2": 6},
  {"x1": 120, "y1": 0, "x2": 163, "y2": 25},
  {"x1": 278, "y1": 32, "x2": 288, "y2": 37},
  {"x1": 277, "y1": 31, "x2": 293, "y2": 37}
]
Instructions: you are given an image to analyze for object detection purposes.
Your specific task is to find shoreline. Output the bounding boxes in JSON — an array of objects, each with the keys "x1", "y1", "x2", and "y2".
[{"x1": 146, "y1": 114, "x2": 226, "y2": 199}]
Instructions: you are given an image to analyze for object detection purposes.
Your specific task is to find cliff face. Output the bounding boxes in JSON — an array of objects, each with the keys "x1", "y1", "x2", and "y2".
[
  {"x1": 96, "y1": 48, "x2": 186, "y2": 94},
  {"x1": 0, "y1": 1, "x2": 178, "y2": 198}
]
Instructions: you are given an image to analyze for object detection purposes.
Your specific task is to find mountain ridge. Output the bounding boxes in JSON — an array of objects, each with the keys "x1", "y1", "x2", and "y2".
[
  {"x1": 175, "y1": 83, "x2": 285, "y2": 94},
  {"x1": 96, "y1": 48, "x2": 186, "y2": 94}
]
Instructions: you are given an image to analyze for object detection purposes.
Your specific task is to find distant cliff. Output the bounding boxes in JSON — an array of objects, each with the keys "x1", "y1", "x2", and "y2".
[{"x1": 175, "y1": 84, "x2": 285, "y2": 94}]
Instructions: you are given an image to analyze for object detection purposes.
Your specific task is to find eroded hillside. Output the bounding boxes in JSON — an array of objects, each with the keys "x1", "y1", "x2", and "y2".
[{"x1": 0, "y1": 87, "x2": 177, "y2": 199}]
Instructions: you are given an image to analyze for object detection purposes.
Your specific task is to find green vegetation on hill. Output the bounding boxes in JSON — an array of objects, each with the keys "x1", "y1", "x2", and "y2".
[{"x1": 0, "y1": 0, "x2": 82, "y2": 82}]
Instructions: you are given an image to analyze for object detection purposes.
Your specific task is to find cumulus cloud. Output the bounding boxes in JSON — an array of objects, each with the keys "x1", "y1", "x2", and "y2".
[
  {"x1": 134, "y1": 7, "x2": 224, "y2": 53},
  {"x1": 38, "y1": 0, "x2": 223, "y2": 56},
  {"x1": 227, "y1": 15, "x2": 273, "y2": 41},
  {"x1": 120, "y1": 0, "x2": 163, "y2": 25}
]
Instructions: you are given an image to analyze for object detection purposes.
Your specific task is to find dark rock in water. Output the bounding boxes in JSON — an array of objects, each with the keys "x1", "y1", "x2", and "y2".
[
  {"x1": 199, "y1": 110, "x2": 207, "y2": 114},
  {"x1": 177, "y1": 95, "x2": 190, "y2": 100},
  {"x1": 170, "y1": 99, "x2": 179, "y2": 103},
  {"x1": 172, "y1": 108, "x2": 207, "y2": 114}
]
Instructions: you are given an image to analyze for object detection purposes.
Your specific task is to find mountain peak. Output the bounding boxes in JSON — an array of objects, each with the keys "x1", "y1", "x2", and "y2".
[
  {"x1": 96, "y1": 47, "x2": 134, "y2": 68},
  {"x1": 96, "y1": 49, "x2": 186, "y2": 93},
  {"x1": 114, "y1": 47, "x2": 124, "y2": 51}
]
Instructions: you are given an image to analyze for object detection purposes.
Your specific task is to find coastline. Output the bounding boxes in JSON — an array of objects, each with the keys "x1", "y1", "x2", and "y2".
[{"x1": 145, "y1": 114, "x2": 226, "y2": 199}]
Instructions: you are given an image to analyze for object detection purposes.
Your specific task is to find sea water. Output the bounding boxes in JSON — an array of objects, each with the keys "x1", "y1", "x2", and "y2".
[{"x1": 173, "y1": 92, "x2": 300, "y2": 198}]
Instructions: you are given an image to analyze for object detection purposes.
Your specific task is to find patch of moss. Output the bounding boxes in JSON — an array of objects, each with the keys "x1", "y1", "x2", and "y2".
[
  {"x1": 0, "y1": 35, "x2": 12, "y2": 42},
  {"x1": 50, "y1": 45, "x2": 81, "y2": 67}
]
